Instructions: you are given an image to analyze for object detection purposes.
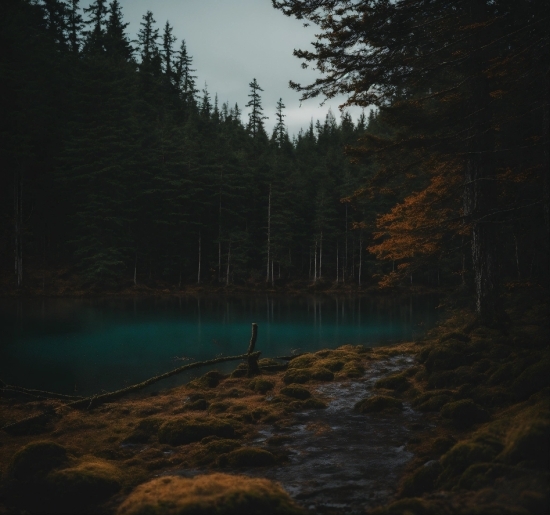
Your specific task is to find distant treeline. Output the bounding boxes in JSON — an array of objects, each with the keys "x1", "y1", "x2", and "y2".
[{"x1": 1, "y1": 0, "x2": 548, "y2": 304}]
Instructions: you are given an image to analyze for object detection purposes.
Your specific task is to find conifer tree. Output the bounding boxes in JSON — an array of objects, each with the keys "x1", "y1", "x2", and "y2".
[
  {"x1": 104, "y1": 0, "x2": 132, "y2": 60},
  {"x1": 67, "y1": 0, "x2": 83, "y2": 53},
  {"x1": 83, "y1": 0, "x2": 107, "y2": 54},
  {"x1": 246, "y1": 78, "x2": 268, "y2": 139}
]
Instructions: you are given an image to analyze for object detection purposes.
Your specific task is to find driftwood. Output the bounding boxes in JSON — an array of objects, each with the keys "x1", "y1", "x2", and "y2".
[
  {"x1": 1, "y1": 351, "x2": 260, "y2": 435},
  {"x1": 247, "y1": 323, "x2": 260, "y2": 377},
  {"x1": 1, "y1": 384, "x2": 84, "y2": 401}
]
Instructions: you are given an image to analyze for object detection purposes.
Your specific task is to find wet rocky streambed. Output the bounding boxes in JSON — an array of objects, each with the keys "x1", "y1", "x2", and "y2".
[{"x1": 173, "y1": 355, "x2": 420, "y2": 513}]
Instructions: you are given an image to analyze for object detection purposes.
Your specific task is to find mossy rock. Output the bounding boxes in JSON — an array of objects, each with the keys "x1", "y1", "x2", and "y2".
[
  {"x1": 427, "y1": 370, "x2": 458, "y2": 389},
  {"x1": 190, "y1": 370, "x2": 227, "y2": 388},
  {"x1": 230, "y1": 363, "x2": 248, "y2": 378},
  {"x1": 317, "y1": 358, "x2": 345, "y2": 372},
  {"x1": 424, "y1": 345, "x2": 465, "y2": 372},
  {"x1": 249, "y1": 377, "x2": 275, "y2": 393},
  {"x1": 458, "y1": 462, "x2": 513, "y2": 490},
  {"x1": 429, "y1": 436, "x2": 457, "y2": 456},
  {"x1": 354, "y1": 395, "x2": 403, "y2": 413},
  {"x1": 283, "y1": 369, "x2": 311, "y2": 385},
  {"x1": 440, "y1": 440, "x2": 501, "y2": 479},
  {"x1": 370, "y1": 497, "x2": 440, "y2": 515},
  {"x1": 511, "y1": 359, "x2": 550, "y2": 400},
  {"x1": 418, "y1": 394, "x2": 452, "y2": 412},
  {"x1": 221, "y1": 447, "x2": 276, "y2": 468},
  {"x1": 194, "y1": 439, "x2": 241, "y2": 465},
  {"x1": 116, "y1": 474, "x2": 306, "y2": 515},
  {"x1": 158, "y1": 418, "x2": 235, "y2": 446},
  {"x1": 46, "y1": 459, "x2": 121, "y2": 510},
  {"x1": 209, "y1": 401, "x2": 230, "y2": 414},
  {"x1": 280, "y1": 385, "x2": 312, "y2": 400},
  {"x1": 400, "y1": 460, "x2": 443, "y2": 497},
  {"x1": 287, "y1": 354, "x2": 316, "y2": 369},
  {"x1": 7, "y1": 441, "x2": 68, "y2": 481},
  {"x1": 2, "y1": 412, "x2": 55, "y2": 436},
  {"x1": 123, "y1": 417, "x2": 164, "y2": 444},
  {"x1": 499, "y1": 418, "x2": 550, "y2": 468},
  {"x1": 375, "y1": 372, "x2": 411, "y2": 392},
  {"x1": 469, "y1": 386, "x2": 515, "y2": 408},
  {"x1": 187, "y1": 398, "x2": 209, "y2": 411},
  {"x1": 341, "y1": 361, "x2": 365, "y2": 378},
  {"x1": 259, "y1": 358, "x2": 287, "y2": 371},
  {"x1": 310, "y1": 367, "x2": 334, "y2": 381},
  {"x1": 440, "y1": 399, "x2": 489, "y2": 429}
]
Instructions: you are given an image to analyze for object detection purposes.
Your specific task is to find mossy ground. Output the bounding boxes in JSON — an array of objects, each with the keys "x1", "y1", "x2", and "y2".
[{"x1": 1, "y1": 286, "x2": 548, "y2": 514}]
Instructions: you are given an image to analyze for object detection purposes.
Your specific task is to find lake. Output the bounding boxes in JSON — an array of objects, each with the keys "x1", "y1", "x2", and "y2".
[{"x1": 0, "y1": 295, "x2": 438, "y2": 395}]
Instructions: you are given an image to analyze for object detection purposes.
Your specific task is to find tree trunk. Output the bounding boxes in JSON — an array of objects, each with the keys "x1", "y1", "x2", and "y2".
[
  {"x1": 14, "y1": 169, "x2": 23, "y2": 288},
  {"x1": 319, "y1": 231, "x2": 323, "y2": 279},
  {"x1": 266, "y1": 183, "x2": 271, "y2": 282},
  {"x1": 464, "y1": 8, "x2": 502, "y2": 325},
  {"x1": 336, "y1": 241, "x2": 339, "y2": 284},
  {"x1": 314, "y1": 239, "x2": 317, "y2": 282},
  {"x1": 358, "y1": 232, "x2": 362, "y2": 286},
  {"x1": 197, "y1": 232, "x2": 201, "y2": 284},
  {"x1": 226, "y1": 239, "x2": 231, "y2": 285}
]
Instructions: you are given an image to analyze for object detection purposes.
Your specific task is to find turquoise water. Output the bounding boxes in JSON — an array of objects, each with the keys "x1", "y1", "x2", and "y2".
[{"x1": 0, "y1": 295, "x2": 438, "y2": 395}]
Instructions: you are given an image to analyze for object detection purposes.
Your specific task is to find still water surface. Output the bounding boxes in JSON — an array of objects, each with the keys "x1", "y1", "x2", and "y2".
[{"x1": 0, "y1": 295, "x2": 438, "y2": 395}]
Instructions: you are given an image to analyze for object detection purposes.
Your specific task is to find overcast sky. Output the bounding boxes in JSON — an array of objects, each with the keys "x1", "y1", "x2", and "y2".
[{"x1": 82, "y1": 0, "x2": 367, "y2": 138}]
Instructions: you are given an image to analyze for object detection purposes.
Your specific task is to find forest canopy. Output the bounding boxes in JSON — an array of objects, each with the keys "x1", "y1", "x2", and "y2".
[{"x1": 1, "y1": 0, "x2": 548, "y2": 321}]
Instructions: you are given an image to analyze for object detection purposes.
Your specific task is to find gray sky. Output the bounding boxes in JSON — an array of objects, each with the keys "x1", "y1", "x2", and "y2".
[{"x1": 84, "y1": 0, "x2": 367, "y2": 137}]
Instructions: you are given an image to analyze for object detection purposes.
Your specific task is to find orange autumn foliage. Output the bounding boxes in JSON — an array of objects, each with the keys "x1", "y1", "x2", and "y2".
[{"x1": 368, "y1": 159, "x2": 465, "y2": 286}]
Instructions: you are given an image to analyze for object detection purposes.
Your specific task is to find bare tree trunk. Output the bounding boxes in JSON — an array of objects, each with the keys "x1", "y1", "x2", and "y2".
[
  {"x1": 464, "y1": 9, "x2": 502, "y2": 325},
  {"x1": 14, "y1": 169, "x2": 23, "y2": 288},
  {"x1": 134, "y1": 252, "x2": 137, "y2": 286},
  {"x1": 319, "y1": 231, "x2": 323, "y2": 279},
  {"x1": 336, "y1": 241, "x2": 339, "y2": 284},
  {"x1": 345, "y1": 204, "x2": 348, "y2": 281},
  {"x1": 271, "y1": 260, "x2": 274, "y2": 287},
  {"x1": 197, "y1": 232, "x2": 201, "y2": 284},
  {"x1": 266, "y1": 183, "x2": 271, "y2": 282},
  {"x1": 358, "y1": 232, "x2": 362, "y2": 286},
  {"x1": 226, "y1": 239, "x2": 231, "y2": 285},
  {"x1": 513, "y1": 233, "x2": 520, "y2": 280},
  {"x1": 314, "y1": 239, "x2": 318, "y2": 282},
  {"x1": 543, "y1": 69, "x2": 549, "y2": 278}
]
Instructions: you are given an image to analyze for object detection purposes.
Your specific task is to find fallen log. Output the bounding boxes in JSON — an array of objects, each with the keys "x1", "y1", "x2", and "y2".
[{"x1": 1, "y1": 351, "x2": 260, "y2": 435}]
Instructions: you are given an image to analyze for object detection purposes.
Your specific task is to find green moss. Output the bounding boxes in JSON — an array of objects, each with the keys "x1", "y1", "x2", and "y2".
[
  {"x1": 187, "y1": 398, "x2": 209, "y2": 410},
  {"x1": 424, "y1": 344, "x2": 466, "y2": 372},
  {"x1": 375, "y1": 371, "x2": 411, "y2": 392},
  {"x1": 511, "y1": 359, "x2": 550, "y2": 400},
  {"x1": 400, "y1": 460, "x2": 443, "y2": 497},
  {"x1": 123, "y1": 418, "x2": 164, "y2": 444},
  {"x1": 354, "y1": 395, "x2": 403, "y2": 413},
  {"x1": 7, "y1": 441, "x2": 68, "y2": 481},
  {"x1": 221, "y1": 447, "x2": 276, "y2": 468},
  {"x1": 158, "y1": 418, "x2": 235, "y2": 446},
  {"x1": 440, "y1": 399, "x2": 489, "y2": 429},
  {"x1": 230, "y1": 363, "x2": 248, "y2": 378},
  {"x1": 280, "y1": 385, "x2": 312, "y2": 400},
  {"x1": 458, "y1": 462, "x2": 512, "y2": 489},
  {"x1": 317, "y1": 358, "x2": 345, "y2": 372},
  {"x1": 440, "y1": 440, "x2": 501, "y2": 479},
  {"x1": 209, "y1": 401, "x2": 230, "y2": 414},
  {"x1": 499, "y1": 419, "x2": 550, "y2": 468},
  {"x1": 370, "y1": 497, "x2": 440, "y2": 515},
  {"x1": 418, "y1": 394, "x2": 451, "y2": 412},
  {"x1": 287, "y1": 354, "x2": 316, "y2": 369},
  {"x1": 248, "y1": 377, "x2": 275, "y2": 393},
  {"x1": 116, "y1": 474, "x2": 306, "y2": 515},
  {"x1": 46, "y1": 459, "x2": 121, "y2": 510},
  {"x1": 258, "y1": 358, "x2": 287, "y2": 371},
  {"x1": 287, "y1": 398, "x2": 327, "y2": 411},
  {"x1": 340, "y1": 361, "x2": 365, "y2": 378},
  {"x1": 283, "y1": 368, "x2": 311, "y2": 384},
  {"x1": 190, "y1": 370, "x2": 227, "y2": 388},
  {"x1": 310, "y1": 367, "x2": 334, "y2": 381}
]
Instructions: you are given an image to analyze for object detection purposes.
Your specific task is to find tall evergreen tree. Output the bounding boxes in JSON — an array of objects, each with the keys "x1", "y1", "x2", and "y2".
[{"x1": 246, "y1": 78, "x2": 268, "y2": 140}]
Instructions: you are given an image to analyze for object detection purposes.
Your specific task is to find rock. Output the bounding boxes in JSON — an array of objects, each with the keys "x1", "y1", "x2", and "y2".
[{"x1": 354, "y1": 395, "x2": 403, "y2": 413}]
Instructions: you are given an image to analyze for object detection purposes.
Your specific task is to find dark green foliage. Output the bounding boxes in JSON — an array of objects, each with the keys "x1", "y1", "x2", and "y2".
[{"x1": 354, "y1": 395, "x2": 403, "y2": 413}]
